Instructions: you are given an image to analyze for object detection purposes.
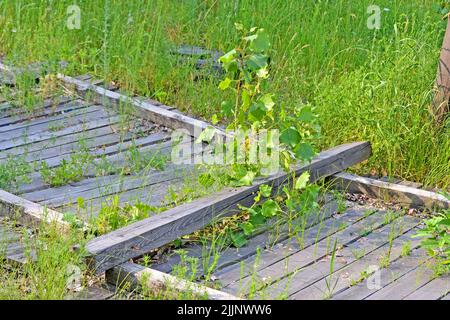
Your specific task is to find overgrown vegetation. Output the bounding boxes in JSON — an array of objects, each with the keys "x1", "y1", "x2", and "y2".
[
  {"x1": 0, "y1": 0, "x2": 447, "y2": 187},
  {"x1": 0, "y1": 155, "x2": 33, "y2": 192},
  {"x1": 414, "y1": 208, "x2": 450, "y2": 275}
]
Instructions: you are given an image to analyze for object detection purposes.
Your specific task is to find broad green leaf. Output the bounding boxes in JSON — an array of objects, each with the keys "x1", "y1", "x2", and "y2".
[
  {"x1": 261, "y1": 199, "x2": 281, "y2": 217},
  {"x1": 247, "y1": 53, "x2": 268, "y2": 71},
  {"x1": 240, "y1": 222, "x2": 255, "y2": 236},
  {"x1": 219, "y1": 49, "x2": 236, "y2": 65},
  {"x1": 249, "y1": 102, "x2": 267, "y2": 121},
  {"x1": 249, "y1": 212, "x2": 266, "y2": 226},
  {"x1": 298, "y1": 106, "x2": 315, "y2": 122},
  {"x1": 260, "y1": 94, "x2": 275, "y2": 111},
  {"x1": 241, "y1": 90, "x2": 251, "y2": 110},
  {"x1": 280, "y1": 127, "x2": 301, "y2": 148},
  {"x1": 295, "y1": 143, "x2": 315, "y2": 161},
  {"x1": 230, "y1": 231, "x2": 247, "y2": 248},
  {"x1": 221, "y1": 100, "x2": 233, "y2": 117},
  {"x1": 234, "y1": 171, "x2": 256, "y2": 186},
  {"x1": 243, "y1": 34, "x2": 258, "y2": 42},
  {"x1": 250, "y1": 29, "x2": 270, "y2": 52},
  {"x1": 211, "y1": 114, "x2": 219, "y2": 125},
  {"x1": 196, "y1": 126, "x2": 216, "y2": 143},
  {"x1": 259, "y1": 184, "x2": 272, "y2": 197},
  {"x1": 219, "y1": 77, "x2": 232, "y2": 90},
  {"x1": 295, "y1": 171, "x2": 310, "y2": 190}
]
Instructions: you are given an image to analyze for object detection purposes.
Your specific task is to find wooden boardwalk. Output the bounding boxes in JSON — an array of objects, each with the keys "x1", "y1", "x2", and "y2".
[
  {"x1": 1, "y1": 67, "x2": 449, "y2": 300},
  {"x1": 0, "y1": 76, "x2": 196, "y2": 223},
  {"x1": 143, "y1": 197, "x2": 449, "y2": 300}
]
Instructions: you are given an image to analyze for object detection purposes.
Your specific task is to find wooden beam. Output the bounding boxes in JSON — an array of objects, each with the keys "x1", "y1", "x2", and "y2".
[
  {"x1": 330, "y1": 172, "x2": 450, "y2": 210},
  {"x1": 86, "y1": 141, "x2": 371, "y2": 274},
  {"x1": 432, "y1": 16, "x2": 450, "y2": 125},
  {"x1": 106, "y1": 262, "x2": 240, "y2": 300},
  {"x1": 57, "y1": 73, "x2": 228, "y2": 140},
  {"x1": 0, "y1": 189, "x2": 68, "y2": 229}
]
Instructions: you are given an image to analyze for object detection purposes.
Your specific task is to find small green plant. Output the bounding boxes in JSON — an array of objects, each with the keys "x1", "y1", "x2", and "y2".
[
  {"x1": 414, "y1": 209, "x2": 450, "y2": 275},
  {"x1": 199, "y1": 24, "x2": 319, "y2": 187},
  {"x1": 40, "y1": 152, "x2": 92, "y2": 187},
  {"x1": 121, "y1": 145, "x2": 168, "y2": 174},
  {"x1": 323, "y1": 239, "x2": 339, "y2": 299},
  {"x1": 91, "y1": 196, "x2": 158, "y2": 235},
  {"x1": 0, "y1": 155, "x2": 33, "y2": 192},
  {"x1": 401, "y1": 241, "x2": 412, "y2": 257}
]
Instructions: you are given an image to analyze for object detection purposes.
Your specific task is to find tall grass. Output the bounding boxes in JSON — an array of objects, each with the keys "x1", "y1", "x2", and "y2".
[{"x1": 0, "y1": 0, "x2": 448, "y2": 187}]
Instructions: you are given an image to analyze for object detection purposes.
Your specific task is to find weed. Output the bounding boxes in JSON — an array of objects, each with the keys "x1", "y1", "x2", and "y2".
[{"x1": 0, "y1": 155, "x2": 33, "y2": 192}]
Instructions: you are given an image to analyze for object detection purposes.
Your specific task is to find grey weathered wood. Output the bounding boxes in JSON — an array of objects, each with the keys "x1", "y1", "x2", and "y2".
[
  {"x1": 330, "y1": 172, "x2": 449, "y2": 210},
  {"x1": 58, "y1": 73, "x2": 227, "y2": 140},
  {"x1": 0, "y1": 115, "x2": 121, "y2": 151},
  {"x1": 85, "y1": 141, "x2": 371, "y2": 274},
  {"x1": 214, "y1": 204, "x2": 371, "y2": 289},
  {"x1": 152, "y1": 198, "x2": 340, "y2": 275},
  {"x1": 0, "y1": 102, "x2": 94, "y2": 134},
  {"x1": 365, "y1": 264, "x2": 434, "y2": 300},
  {"x1": 289, "y1": 220, "x2": 422, "y2": 300},
  {"x1": 106, "y1": 262, "x2": 240, "y2": 300},
  {"x1": 0, "y1": 223, "x2": 33, "y2": 265},
  {"x1": 403, "y1": 275, "x2": 449, "y2": 300},
  {"x1": 331, "y1": 248, "x2": 429, "y2": 300},
  {"x1": 65, "y1": 285, "x2": 116, "y2": 300},
  {"x1": 0, "y1": 96, "x2": 74, "y2": 122},
  {"x1": 0, "y1": 189, "x2": 67, "y2": 228},
  {"x1": 0, "y1": 106, "x2": 109, "y2": 141},
  {"x1": 223, "y1": 208, "x2": 398, "y2": 295}
]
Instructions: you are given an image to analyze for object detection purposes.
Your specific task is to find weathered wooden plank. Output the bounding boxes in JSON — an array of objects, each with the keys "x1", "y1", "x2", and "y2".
[
  {"x1": 69, "y1": 177, "x2": 183, "y2": 217},
  {"x1": 0, "y1": 106, "x2": 110, "y2": 141},
  {"x1": 19, "y1": 129, "x2": 145, "y2": 164},
  {"x1": 152, "y1": 198, "x2": 340, "y2": 275},
  {"x1": 0, "y1": 115, "x2": 121, "y2": 151},
  {"x1": 0, "y1": 101, "x2": 94, "y2": 131},
  {"x1": 330, "y1": 172, "x2": 450, "y2": 210},
  {"x1": 223, "y1": 208, "x2": 399, "y2": 296},
  {"x1": 58, "y1": 74, "x2": 227, "y2": 139},
  {"x1": 65, "y1": 285, "x2": 116, "y2": 300},
  {"x1": 289, "y1": 221, "x2": 422, "y2": 300},
  {"x1": 0, "y1": 96, "x2": 75, "y2": 122},
  {"x1": 85, "y1": 141, "x2": 371, "y2": 274},
  {"x1": 0, "y1": 61, "x2": 67, "y2": 85},
  {"x1": 365, "y1": 264, "x2": 434, "y2": 300},
  {"x1": 43, "y1": 167, "x2": 187, "y2": 209},
  {"x1": 330, "y1": 248, "x2": 429, "y2": 300},
  {"x1": 0, "y1": 189, "x2": 67, "y2": 228},
  {"x1": 403, "y1": 275, "x2": 450, "y2": 300},
  {"x1": 212, "y1": 204, "x2": 371, "y2": 289},
  {"x1": 106, "y1": 262, "x2": 240, "y2": 300},
  {"x1": 0, "y1": 223, "x2": 31, "y2": 265},
  {"x1": 0, "y1": 125, "x2": 122, "y2": 160},
  {"x1": 15, "y1": 135, "x2": 174, "y2": 195}
]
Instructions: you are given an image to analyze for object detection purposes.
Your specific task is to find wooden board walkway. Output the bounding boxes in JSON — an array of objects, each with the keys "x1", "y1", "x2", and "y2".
[
  {"x1": 1, "y1": 66, "x2": 449, "y2": 300},
  {"x1": 139, "y1": 196, "x2": 449, "y2": 300},
  {"x1": 0, "y1": 75, "x2": 197, "y2": 225}
]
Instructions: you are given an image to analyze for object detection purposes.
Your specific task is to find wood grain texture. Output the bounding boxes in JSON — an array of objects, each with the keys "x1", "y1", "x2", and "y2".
[
  {"x1": 330, "y1": 172, "x2": 450, "y2": 210},
  {"x1": 0, "y1": 189, "x2": 68, "y2": 228},
  {"x1": 85, "y1": 141, "x2": 371, "y2": 274},
  {"x1": 106, "y1": 262, "x2": 241, "y2": 300},
  {"x1": 58, "y1": 73, "x2": 227, "y2": 140}
]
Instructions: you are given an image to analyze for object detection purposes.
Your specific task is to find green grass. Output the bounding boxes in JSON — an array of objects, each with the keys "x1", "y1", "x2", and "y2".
[{"x1": 0, "y1": 0, "x2": 448, "y2": 187}]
